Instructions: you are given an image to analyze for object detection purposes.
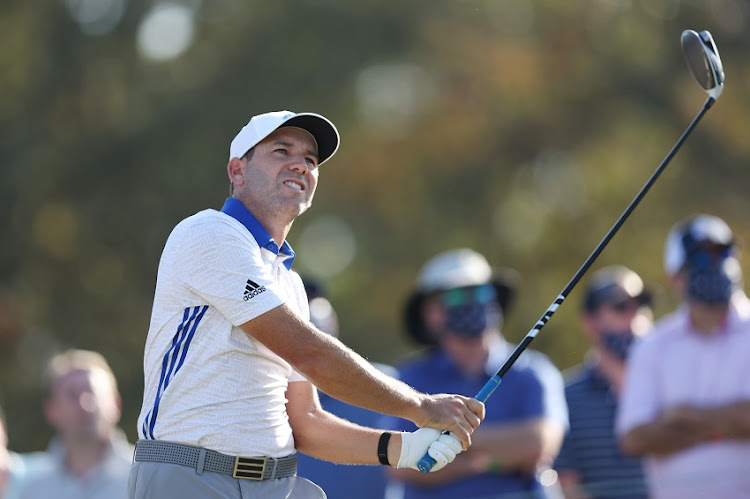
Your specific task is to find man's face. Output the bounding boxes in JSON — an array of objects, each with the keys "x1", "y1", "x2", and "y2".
[
  {"x1": 45, "y1": 368, "x2": 120, "y2": 440},
  {"x1": 681, "y1": 242, "x2": 741, "y2": 306},
  {"x1": 422, "y1": 284, "x2": 499, "y2": 375},
  {"x1": 585, "y1": 298, "x2": 653, "y2": 360},
  {"x1": 235, "y1": 127, "x2": 320, "y2": 220}
]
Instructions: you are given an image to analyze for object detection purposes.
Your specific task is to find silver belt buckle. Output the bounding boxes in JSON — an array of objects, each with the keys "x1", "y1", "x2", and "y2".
[{"x1": 232, "y1": 456, "x2": 266, "y2": 480}]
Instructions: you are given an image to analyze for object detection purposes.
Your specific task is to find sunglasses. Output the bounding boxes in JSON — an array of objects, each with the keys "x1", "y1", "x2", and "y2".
[{"x1": 438, "y1": 284, "x2": 497, "y2": 308}]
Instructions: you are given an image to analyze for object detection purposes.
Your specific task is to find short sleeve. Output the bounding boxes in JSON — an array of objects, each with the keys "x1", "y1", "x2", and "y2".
[{"x1": 169, "y1": 215, "x2": 285, "y2": 326}]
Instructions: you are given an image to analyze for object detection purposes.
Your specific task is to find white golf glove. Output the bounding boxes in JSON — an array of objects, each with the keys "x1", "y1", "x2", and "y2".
[{"x1": 397, "y1": 428, "x2": 464, "y2": 472}]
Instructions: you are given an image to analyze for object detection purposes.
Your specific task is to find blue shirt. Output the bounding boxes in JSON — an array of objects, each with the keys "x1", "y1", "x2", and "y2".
[
  {"x1": 3, "y1": 450, "x2": 48, "y2": 499},
  {"x1": 382, "y1": 337, "x2": 568, "y2": 499},
  {"x1": 555, "y1": 363, "x2": 647, "y2": 499}
]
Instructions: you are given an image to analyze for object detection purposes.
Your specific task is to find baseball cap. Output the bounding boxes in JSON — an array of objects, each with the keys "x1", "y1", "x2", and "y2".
[
  {"x1": 663, "y1": 214, "x2": 735, "y2": 275},
  {"x1": 583, "y1": 265, "x2": 651, "y2": 312},
  {"x1": 229, "y1": 110, "x2": 340, "y2": 165}
]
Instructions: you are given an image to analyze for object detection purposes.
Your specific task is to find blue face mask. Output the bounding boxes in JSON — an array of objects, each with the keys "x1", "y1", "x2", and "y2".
[
  {"x1": 687, "y1": 266, "x2": 734, "y2": 304},
  {"x1": 444, "y1": 303, "x2": 501, "y2": 337},
  {"x1": 684, "y1": 248, "x2": 740, "y2": 305},
  {"x1": 439, "y1": 285, "x2": 501, "y2": 338},
  {"x1": 600, "y1": 330, "x2": 636, "y2": 361}
]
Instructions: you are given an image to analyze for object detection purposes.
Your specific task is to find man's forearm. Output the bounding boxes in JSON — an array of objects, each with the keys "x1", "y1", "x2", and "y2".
[
  {"x1": 245, "y1": 304, "x2": 483, "y2": 447},
  {"x1": 622, "y1": 402, "x2": 750, "y2": 457},
  {"x1": 620, "y1": 421, "x2": 706, "y2": 457},
  {"x1": 709, "y1": 401, "x2": 750, "y2": 439},
  {"x1": 470, "y1": 419, "x2": 563, "y2": 473},
  {"x1": 287, "y1": 381, "x2": 405, "y2": 465},
  {"x1": 242, "y1": 305, "x2": 423, "y2": 421},
  {"x1": 293, "y1": 331, "x2": 421, "y2": 419}
]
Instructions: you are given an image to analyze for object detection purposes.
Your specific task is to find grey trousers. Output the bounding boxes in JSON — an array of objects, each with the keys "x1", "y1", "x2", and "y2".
[{"x1": 129, "y1": 461, "x2": 326, "y2": 499}]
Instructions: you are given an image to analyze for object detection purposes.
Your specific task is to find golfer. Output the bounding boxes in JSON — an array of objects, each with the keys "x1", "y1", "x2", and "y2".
[{"x1": 129, "y1": 111, "x2": 485, "y2": 498}]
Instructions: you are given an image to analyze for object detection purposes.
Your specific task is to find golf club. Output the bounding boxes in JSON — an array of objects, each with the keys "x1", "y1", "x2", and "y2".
[{"x1": 418, "y1": 29, "x2": 725, "y2": 473}]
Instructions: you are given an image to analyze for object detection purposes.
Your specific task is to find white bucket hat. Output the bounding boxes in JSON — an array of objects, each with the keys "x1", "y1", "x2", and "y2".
[{"x1": 403, "y1": 249, "x2": 519, "y2": 346}]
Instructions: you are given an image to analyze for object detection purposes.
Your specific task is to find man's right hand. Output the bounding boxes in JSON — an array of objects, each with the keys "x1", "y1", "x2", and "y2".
[
  {"x1": 398, "y1": 428, "x2": 464, "y2": 472},
  {"x1": 413, "y1": 394, "x2": 485, "y2": 450}
]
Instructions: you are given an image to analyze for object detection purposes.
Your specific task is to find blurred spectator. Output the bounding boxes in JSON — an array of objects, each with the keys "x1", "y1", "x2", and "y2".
[
  {"x1": 617, "y1": 214, "x2": 750, "y2": 498},
  {"x1": 1, "y1": 402, "x2": 23, "y2": 499},
  {"x1": 0, "y1": 401, "x2": 53, "y2": 499},
  {"x1": 302, "y1": 278, "x2": 341, "y2": 339},
  {"x1": 382, "y1": 248, "x2": 568, "y2": 499},
  {"x1": 554, "y1": 266, "x2": 652, "y2": 498},
  {"x1": 18, "y1": 349, "x2": 133, "y2": 499},
  {"x1": 296, "y1": 277, "x2": 395, "y2": 499},
  {"x1": 1, "y1": 403, "x2": 11, "y2": 497}
]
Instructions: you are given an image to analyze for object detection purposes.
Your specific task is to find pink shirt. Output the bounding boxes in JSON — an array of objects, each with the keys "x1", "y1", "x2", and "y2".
[{"x1": 616, "y1": 294, "x2": 750, "y2": 498}]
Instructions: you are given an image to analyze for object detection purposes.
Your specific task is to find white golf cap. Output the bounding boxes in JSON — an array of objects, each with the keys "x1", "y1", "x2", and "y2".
[
  {"x1": 663, "y1": 214, "x2": 735, "y2": 275},
  {"x1": 416, "y1": 249, "x2": 493, "y2": 293},
  {"x1": 229, "y1": 110, "x2": 340, "y2": 165}
]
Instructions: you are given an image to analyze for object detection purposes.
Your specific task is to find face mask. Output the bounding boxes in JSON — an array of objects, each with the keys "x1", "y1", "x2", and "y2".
[
  {"x1": 438, "y1": 285, "x2": 500, "y2": 338},
  {"x1": 600, "y1": 330, "x2": 636, "y2": 361},
  {"x1": 444, "y1": 303, "x2": 501, "y2": 338},
  {"x1": 685, "y1": 252, "x2": 740, "y2": 305},
  {"x1": 687, "y1": 267, "x2": 734, "y2": 304}
]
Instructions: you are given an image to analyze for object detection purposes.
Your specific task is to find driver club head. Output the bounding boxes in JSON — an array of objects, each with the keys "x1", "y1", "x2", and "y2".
[{"x1": 681, "y1": 29, "x2": 724, "y2": 100}]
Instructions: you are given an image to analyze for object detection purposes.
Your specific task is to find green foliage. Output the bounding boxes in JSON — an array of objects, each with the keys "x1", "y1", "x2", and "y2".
[{"x1": 1, "y1": 0, "x2": 749, "y2": 451}]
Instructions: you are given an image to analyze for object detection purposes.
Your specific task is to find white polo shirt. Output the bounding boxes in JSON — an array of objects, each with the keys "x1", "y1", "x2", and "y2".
[{"x1": 137, "y1": 198, "x2": 309, "y2": 457}]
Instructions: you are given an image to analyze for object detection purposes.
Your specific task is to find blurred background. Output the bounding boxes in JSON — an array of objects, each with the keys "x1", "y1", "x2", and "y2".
[{"x1": 1, "y1": 0, "x2": 749, "y2": 451}]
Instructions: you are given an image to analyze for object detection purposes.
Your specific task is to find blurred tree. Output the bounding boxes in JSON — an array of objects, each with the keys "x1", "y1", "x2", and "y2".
[{"x1": 1, "y1": 0, "x2": 749, "y2": 451}]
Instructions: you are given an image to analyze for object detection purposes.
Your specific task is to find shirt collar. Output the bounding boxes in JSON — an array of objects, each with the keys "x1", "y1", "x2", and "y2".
[{"x1": 220, "y1": 197, "x2": 296, "y2": 270}]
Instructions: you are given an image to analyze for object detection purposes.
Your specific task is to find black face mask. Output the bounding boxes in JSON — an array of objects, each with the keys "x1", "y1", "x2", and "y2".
[{"x1": 600, "y1": 330, "x2": 636, "y2": 361}]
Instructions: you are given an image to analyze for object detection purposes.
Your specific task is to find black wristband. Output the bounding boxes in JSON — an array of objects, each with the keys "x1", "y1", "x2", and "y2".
[{"x1": 377, "y1": 431, "x2": 392, "y2": 466}]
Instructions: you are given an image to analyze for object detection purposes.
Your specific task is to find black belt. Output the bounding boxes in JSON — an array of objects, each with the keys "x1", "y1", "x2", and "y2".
[{"x1": 134, "y1": 440, "x2": 297, "y2": 480}]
